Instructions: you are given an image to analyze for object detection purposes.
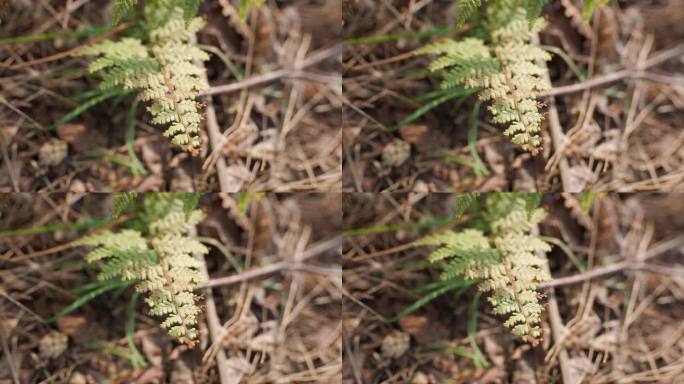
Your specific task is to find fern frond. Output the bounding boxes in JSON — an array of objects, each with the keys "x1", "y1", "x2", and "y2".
[
  {"x1": 112, "y1": 0, "x2": 137, "y2": 25},
  {"x1": 420, "y1": 193, "x2": 551, "y2": 344},
  {"x1": 455, "y1": 192, "x2": 479, "y2": 218},
  {"x1": 78, "y1": 4, "x2": 209, "y2": 153},
  {"x1": 524, "y1": 0, "x2": 547, "y2": 21},
  {"x1": 424, "y1": 5, "x2": 551, "y2": 154},
  {"x1": 178, "y1": 0, "x2": 201, "y2": 22},
  {"x1": 455, "y1": 0, "x2": 483, "y2": 26},
  {"x1": 112, "y1": 192, "x2": 138, "y2": 218},
  {"x1": 77, "y1": 195, "x2": 208, "y2": 346}
]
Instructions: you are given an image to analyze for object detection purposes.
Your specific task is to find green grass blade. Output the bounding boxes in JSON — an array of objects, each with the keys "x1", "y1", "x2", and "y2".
[
  {"x1": 394, "y1": 88, "x2": 476, "y2": 131},
  {"x1": 468, "y1": 100, "x2": 490, "y2": 177},
  {"x1": 0, "y1": 26, "x2": 111, "y2": 45},
  {"x1": 343, "y1": 216, "x2": 453, "y2": 236},
  {"x1": 344, "y1": 27, "x2": 453, "y2": 46},
  {"x1": 391, "y1": 279, "x2": 476, "y2": 322},
  {"x1": 126, "y1": 99, "x2": 147, "y2": 177},
  {"x1": 0, "y1": 217, "x2": 110, "y2": 238},
  {"x1": 467, "y1": 291, "x2": 489, "y2": 369},
  {"x1": 126, "y1": 292, "x2": 147, "y2": 369},
  {"x1": 52, "y1": 88, "x2": 132, "y2": 130},
  {"x1": 48, "y1": 279, "x2": 136, "y2": 322}
]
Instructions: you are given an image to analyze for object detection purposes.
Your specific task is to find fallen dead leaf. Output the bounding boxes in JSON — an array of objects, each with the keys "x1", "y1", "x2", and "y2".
[{"x1": 56, "y1": 315, "x2": 86, "y2": 336}]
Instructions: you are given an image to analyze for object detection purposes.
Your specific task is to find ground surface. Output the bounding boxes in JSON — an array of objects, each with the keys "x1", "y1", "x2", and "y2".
[
  {"x1": 343, "y1": 193, "x2": 684, "y2": 383},
  {"x1": 342, "y1": 0, "x2": 684, "y2": 192},
  {"x1": 0, "y1": 0, "x2": 342, "y2": 192},
  {"x1": 0, "y1": 193, "x2": 342, "y2": 383}
]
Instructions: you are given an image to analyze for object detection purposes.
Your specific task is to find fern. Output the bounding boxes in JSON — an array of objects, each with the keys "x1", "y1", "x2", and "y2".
[
  {"x1": 78, "y1": 2, "x2": 209, "y2": 154},
  {"x1": 455, "y1": 0, "x2": 548, "y2": 26},
  {"x1": 456, "y1": 0, "x2": 483, "y2": 26},
  {"x1": 424, "y1": 2, "x2": 551, "y2": 154},
  {"x1": 111, "y1": 0, "x2": 200, "y2": 24},
  {"x1": 455, "y1": 192, "x2": 480, "y2": 218},
  {"x1": 112, "y1": 0, "x2": 137, "y2": 25},
  {"x1": 112, "y1": 192, "x2": 138, "y2": 218},
  {"x1": 419, "y1": 193, "x2": 551, "y2": 344},
  {"x1": 76, "y1": 193, "x2": 208, "y2": 346},
  {"x1": 523, "y1": 0, "x2": 547, "y2": 21},
  {"x1": 179, "y1": 0, "x2": 202, "y2": 22}
]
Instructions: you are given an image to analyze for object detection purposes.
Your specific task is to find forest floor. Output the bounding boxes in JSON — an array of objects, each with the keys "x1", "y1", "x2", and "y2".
[
  {"x1": 0, "y1": 0, "x2": 341, "y2": 192},
  {"x1": 343, "y1": 193, "x2": 684, "y2": 383},
  {"x1": 0, "y1": 193, "x2": 342, "y2": 383},
  {"x1": 342, "y1": 0, "x2": 684, "y2": 192}
]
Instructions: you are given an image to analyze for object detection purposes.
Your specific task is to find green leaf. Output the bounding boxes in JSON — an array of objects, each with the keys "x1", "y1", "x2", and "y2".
[
  {"x1": 112, "y1": 193, "x2": 138, "y2": 218},
  {"x1": 390, "y1": 279, "x2": 475, "y2": 322},
  {"x1": 582, "y1": 0, "x2": 610, "y2": 22},
  {"x1": 524, "y1": 0, "x2": 547, "y2": 21},
  {"x1": 468, "y1": 100, "x2": 489, "y2": 177},
  {"x1": 456, "y1": 0, "x2": 482, "y2": 27},
  {"x1": 580, "y1": 192, "x2": 595, "y2": 213},
  {"x1": 126, "y1": 292, "x2": 147, "y2": 369},
  {"x1": 239, "y1": 0, "x2": 265, "y2": 21},
  {"x1": 52, "y1": 88, "x2": 133, "y2": 130},
  {"x1": 49, "y1": 279, "x2": 136, "y2": 322},
  {"x1": 394, "y1": 88, "x2": 476, "y2": 131},
  {"x1": 238, "y1": 192, "x2": 263, "y2": 215},
  {"x1": 455, "y1": 193, "x2": 479, "y2": 218},
  {"x1": 176, "y1": 193, "x2": 203, "y2": 215},
  {"x1": 126, "y1": 99, "x2": 147, "y2": 177},
  {"x1": 467, "y1": 291, "x2": 489, "y2": 368},
  {"x1": 179, "y1": 0, "x2": 201, "y2": 22},
  {"x1": 521, "y1": 193, "x2": 542, "y2": 214},
  {"x1": 112, "y1": 0, "x2": 137, "y2": 25}
]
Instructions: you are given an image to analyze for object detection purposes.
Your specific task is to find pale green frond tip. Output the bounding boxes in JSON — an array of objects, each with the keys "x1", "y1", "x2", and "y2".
[
  {"x1": 77, "y1": 194, "x2": 208, "y2": 346},
  {"x1": 112, "y1": 192, "x2": 138, "y2": 218},
  {"x1": 455, "y1": 193, "x2": 479, "y2": 218},
  {"x1": 454, "y1": 0, "x2": 548, "y2": 25},
  {"x1": 456, "y1": 0, "x2": 483, "y2": 27},
  {"x1": 420, "y1": 193, "x2": 552, "y2": 344},
  {"x1": 112, "y1": 0, "x2": 137, "y2": 25}
]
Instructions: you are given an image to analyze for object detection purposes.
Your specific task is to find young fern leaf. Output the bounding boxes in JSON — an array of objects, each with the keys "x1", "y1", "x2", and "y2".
[
  {"x1": 112, "y1": 0, "x2": 137, "y2": 25},
  {"x1": 178, "y1": 0, "x2": 202, "y2": 22},
  {"x1": 420, "y1": 194, "x2": 551, "y2": 344},
  {"x1": 455, "y1": 0, "x2": 547, "y2": 26},
  {"x1": 77, "y1": 4, "x2": 209, "y2": 154},
  {"x1": 455, "y1": 192, "x2": 480, "y2": 218},
  {"x1": 456, "y1": 0, "x2": 483, "y2": 27},
  {"x1": 112, "y1": 192, "x2": 138, "y2": 218},
  {"x1": 77, "y1": 195, "x2": 208, "y2": 346},
  {"x1": 523, "y1": 0, "x2": 547, "y2": 21},
  {"x1": 423, "y1": 5, "x2": 551, "y2": 154}
]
